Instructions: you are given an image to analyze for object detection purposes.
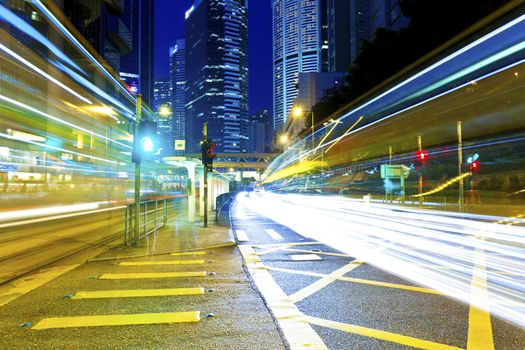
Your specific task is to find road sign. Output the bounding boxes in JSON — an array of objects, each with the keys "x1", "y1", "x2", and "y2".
[
  {"x1": 175, "y1": 140, "x2": 186, "y2": 151},
  {"x1": 380, "y1": 164, "x2": 410, "y2": 179}
]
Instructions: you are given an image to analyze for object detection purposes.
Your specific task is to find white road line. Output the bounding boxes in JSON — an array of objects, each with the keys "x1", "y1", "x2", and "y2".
[
  {"x1": 238, "y1": 245, "x2": 327, "y2": 350},
  {"x1": 235, "y1": 230, "x2": 250, "y2": 242},
  {"x1": 265, "y1": 229, "x2": 283, "y2": 241}
]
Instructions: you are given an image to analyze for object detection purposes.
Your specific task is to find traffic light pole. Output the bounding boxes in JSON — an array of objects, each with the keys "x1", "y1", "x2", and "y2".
[
  {"x1": 457, "y1": 121, "x2": 464, "y2": 213},
  {"x1": 418, "y1": 135, "x2": 423, "y2": 208},
  {"x1": 203, "y1": 123, "x2": 208, "y2": 228},
  {"x1": 133, "y1": 94, "x2": 142, "y2": 247}
]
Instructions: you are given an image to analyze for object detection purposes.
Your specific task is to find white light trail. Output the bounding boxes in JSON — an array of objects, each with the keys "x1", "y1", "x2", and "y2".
[
  {"x1": 0, "y1": 42, "x2": 91, "y2": 104},
  {"x1": 235, "y1": 192, "x2": 525, "y2": 329},
  {"x1": 0, "y1": 132, "x2": 119, "y2": 164},
  {"x1": 0, "y1": 203, "x2": 99, "y2": 223}
]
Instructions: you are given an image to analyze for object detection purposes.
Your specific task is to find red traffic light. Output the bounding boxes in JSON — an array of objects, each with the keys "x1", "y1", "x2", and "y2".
[
  {"x1": 416, "y1": 150, "x2": 428, "y2": 162},
  {"x1": 207, "y1": 143, "x2": 217, "y2": 158},
  {"x1": 470, "y1": 160, "x2": 480, "y2": 171}
]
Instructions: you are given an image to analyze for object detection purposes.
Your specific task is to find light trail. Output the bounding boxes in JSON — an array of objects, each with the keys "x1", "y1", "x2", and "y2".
[
  {"x1": 267, "y1": 56, "x2": 525, "y2": 178},
  {"x1": 0, "y1": 203, "x2": 99, "y2": 223},
  {"x1": 0, "y1": 132, "x2": 119, "y2": 165},
  {"x1": 30, "y1": 0, "x2": 135, "y2": 102},
  {"x1": 235, "y1": 192, "x2": 525, "y2": 329},
  {"x1": 265, "y1": 9, "x2": 525, "y2": 179},
  {"x1": 0, "y1": 42, "x2": 91, "y2": 104},
  {"x1": 0, "y1": 205, "x2": 126, "y2": 229},
  {"x1": 0, "y1": 4, "x2": 82, "y2": 72},
  {"x1": 0, "y1": 94, "x2": 132, "y2": 150}
]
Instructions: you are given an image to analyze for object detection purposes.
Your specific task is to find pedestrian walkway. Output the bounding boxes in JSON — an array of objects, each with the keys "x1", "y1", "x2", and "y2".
[{"x1": 0, "y1": 209, "x2": 286, "y2": 349}]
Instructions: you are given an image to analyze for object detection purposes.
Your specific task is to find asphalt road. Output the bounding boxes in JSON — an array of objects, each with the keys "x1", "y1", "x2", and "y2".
[{"x1": 231, "y1": 192, "x2": 525, "y2": 350}]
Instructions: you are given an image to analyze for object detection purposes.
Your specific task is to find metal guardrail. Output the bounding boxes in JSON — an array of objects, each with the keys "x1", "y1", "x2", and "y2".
[{"x1": 124, "y1": 198, "x2": 168, "y2": 246}]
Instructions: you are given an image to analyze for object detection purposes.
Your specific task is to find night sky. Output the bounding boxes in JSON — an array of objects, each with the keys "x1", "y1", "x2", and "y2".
[{"x1": 154, "y1": 0, "x2": 273, "y2": 115}]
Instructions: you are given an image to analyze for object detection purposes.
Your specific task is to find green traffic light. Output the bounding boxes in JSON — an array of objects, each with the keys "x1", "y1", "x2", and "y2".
[{"x1": 141, "y1": 137, "x2": 154, "y2": 152}]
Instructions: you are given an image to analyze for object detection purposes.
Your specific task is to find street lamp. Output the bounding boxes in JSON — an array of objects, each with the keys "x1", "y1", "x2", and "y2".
[
  {"x1": 279, "y1": 134, "x2": 288, "y2": 144},
  {"x1": 158, "y1": 104, "x2": 171, "y2": 117},
  {"x1": 292, "y1": 106, "x2": 314, "y2": 149}
]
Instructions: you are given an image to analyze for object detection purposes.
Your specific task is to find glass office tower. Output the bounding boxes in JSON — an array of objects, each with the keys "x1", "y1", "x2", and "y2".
[
  {"x1": 272, "y1": 0, "x2": 328, "y2": 129},
  {"x1": 185, "y1": 0, "x2": 249, "y2": 153}
]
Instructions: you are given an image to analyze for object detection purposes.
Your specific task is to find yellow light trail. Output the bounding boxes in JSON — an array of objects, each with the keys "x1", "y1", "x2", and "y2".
[
  {"x1": 324, "y1": 116, "x2": 364, "y2": 154},
  {"x1": 412, "y1": 173, "x2": 471, "y2": 198}
]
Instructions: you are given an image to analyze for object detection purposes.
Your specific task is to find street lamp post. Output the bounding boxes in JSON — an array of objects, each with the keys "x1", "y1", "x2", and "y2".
[{"x1": 292, "y1": 106, "x2": 315, "y2": 149}]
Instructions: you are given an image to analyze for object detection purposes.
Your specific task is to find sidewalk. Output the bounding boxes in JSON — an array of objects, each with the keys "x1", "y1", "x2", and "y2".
[
  {"x1": 94, "y1": 213, "x2": 237, "y2": 260},
  {"x1": 0, "y1": 207, "x2": 287, "y2": 349}
]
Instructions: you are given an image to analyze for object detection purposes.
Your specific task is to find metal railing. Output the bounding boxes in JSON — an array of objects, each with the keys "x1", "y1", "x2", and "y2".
[{"x1": 125, "y1": 198, "x2": 168, "y2": 246}]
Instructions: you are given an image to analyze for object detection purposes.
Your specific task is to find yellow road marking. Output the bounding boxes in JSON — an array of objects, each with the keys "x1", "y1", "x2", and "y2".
[
  {"x1": 267, "y1": 266, "x2": 441, "y2": 295},
  {"x1": 289, "y1": 261, "x2": 364, "y2": 303},
  {"x1": 282, "y1": 248, "x2": 353, "y2": 258},
  {"x1": 258, "y1": 246, "x2": 287, "y2": 255},
  {"x1": 239, "y1": 245, "x2": 327, "y2": 350},
  {"x1": 306, "y1": 316, "x2": 463, "y2": 350},
  {"x1": 467, "y1": 248, "x2": 494, "y2": 350},
  {"x1": 98, "y1": 271, "x2": 207, "y2": 279},
  {"x1": 71, "y1": 288, "x2": 205, "y2": 299},
  {"x1": 170, "y1": 251, "x2": 206, "y2": 256},
  {"x1": 32, "y1": 311, "x2": 200, "y2": 329},
  {"x1": 118, "y1": 260, "x2": 204, "y2": 266},
  {"x1": 0, "y1": 264, "x2": 80, "y2": 308}
]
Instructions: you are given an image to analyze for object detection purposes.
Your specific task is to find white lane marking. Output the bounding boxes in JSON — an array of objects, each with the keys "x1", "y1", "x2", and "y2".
[
  {"x1": 290, "y1": 254, "x2": 322, "y2": 261},
  {"x1": 235, "y1": 230, "x2": 249, "y2": 242},
  {"x1": 239, "y1": 245, "x2": 327, "y2": 350},
  {"x1": 265, "y1": 229, "x2": 283, "y2": 241}
]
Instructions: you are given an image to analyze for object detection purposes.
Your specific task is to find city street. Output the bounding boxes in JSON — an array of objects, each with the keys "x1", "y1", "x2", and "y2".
[{"x1": 232, "y1": 192, "x2": 525, "y2": 349}]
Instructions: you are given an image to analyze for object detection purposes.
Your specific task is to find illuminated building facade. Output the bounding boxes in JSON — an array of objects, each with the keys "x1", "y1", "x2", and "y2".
[
  {"x1": 249, "y1": 109, "x2": 272, "y2": 153},
  {"x1": 170, "y1": 40, "x2": 186, "y2": 155},
  {"x1": 120, "y1": 0, "x2": 155, "y2": 106},
  {"x1": 328, "y1": 0, "x2": 370, "y2": 72},
  {"x1": 63, "y1": 0, "x2": 131, "y2": 72},
  {"x1": 272, "y1": 0, "x2": 328, "y2": 130},
  {"x1": 153, "y1": 78, "x2": 173, "y2": 156},
  {"x1": 185, "y1": 0, "x2": 249, "y2": 153}
]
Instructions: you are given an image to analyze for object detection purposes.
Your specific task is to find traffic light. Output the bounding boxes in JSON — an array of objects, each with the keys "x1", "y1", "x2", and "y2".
[
  {"x1": 201, "y1": 140, "x2": 217, "y2": 171},
  {"x1": 467, "y1": 153, "x2": 480, "y2": 172},
  {"x1": 416, "y1": 150, "x2": 428, "y2": 163},
  {"x1": 132, "y1": 120, "x2": 158, "y2": 163}
]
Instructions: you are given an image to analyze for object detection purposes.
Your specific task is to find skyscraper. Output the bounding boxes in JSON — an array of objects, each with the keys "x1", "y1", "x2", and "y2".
[
  {"x1": 272, "y1": 0, "x2": 328, "y2": 130},
  {"x1": 120, "y1": 0, "x2": 155, "y2": 106},
  {"x1": 327, "y1": 0, "x2": 409, "y2": 73},
  {"x1": 170, "y1": 40, "x2": 186, "y2": 155},
  {"x1": 153, "y1": 78, "x2": 173, "y2": 155},
  {"x1": 185, "y1": 0, "x2": 249, "y2": 154},
  {"x1": 328, "y1": 0, "x2": 370, "y2": 72},
  {"x1": 64, "y1": 0, "x2": 131, "y2": 72},
  {"x1": 249, "y1": 109, "x2": 272, "y2": 153},
  {"x1": 369, "y1": 0, "x2": 409, "y2": 34}
]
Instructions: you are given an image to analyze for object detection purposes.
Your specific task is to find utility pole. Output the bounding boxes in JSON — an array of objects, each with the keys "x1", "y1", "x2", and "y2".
[
  {"x1": 457, "y1": 121, "x2": 464, "y2": 213},
  {"x1": 202, "y1": 123, "x2": 208, "y2": 228},
  {"x1": 133, "y1": 94, "x2": 142, "y2": 247},
  {"x1": 311, "y1": 111, "x2": 315, "y2": 149},
  {"x1": 418, "y1": 135, "x2": 423, "y2": 208}
]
